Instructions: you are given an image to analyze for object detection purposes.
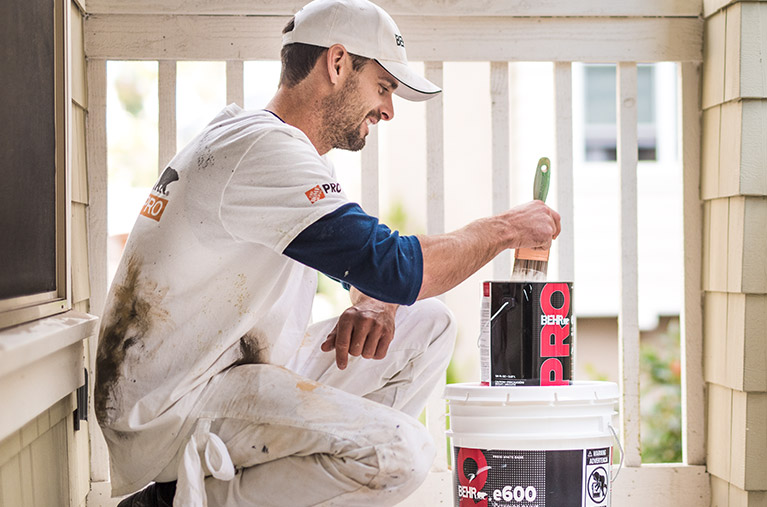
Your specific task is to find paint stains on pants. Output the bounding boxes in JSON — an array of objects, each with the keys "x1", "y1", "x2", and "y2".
[{"x1": 159, "y1": 298, "x2": 456, "y2": 506}]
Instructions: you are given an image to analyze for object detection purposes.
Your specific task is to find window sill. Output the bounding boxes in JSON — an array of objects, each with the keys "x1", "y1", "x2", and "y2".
[{"x1": 0, "y1": 311, "x2": 99, "y2": 442}]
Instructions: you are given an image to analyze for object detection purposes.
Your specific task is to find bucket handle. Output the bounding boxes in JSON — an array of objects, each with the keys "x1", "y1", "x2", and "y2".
[
  {"x1": 608, "y1": 424, "x2": 624, "y2": 482},
  {"x1": 476, "y1": 301, "x2": 511, "y2": 347}
]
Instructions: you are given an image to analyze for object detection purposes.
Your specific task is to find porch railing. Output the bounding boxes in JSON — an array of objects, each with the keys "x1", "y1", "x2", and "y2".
[{"x1": 84, "y1": 2, "x2": 709, "y2": 505}]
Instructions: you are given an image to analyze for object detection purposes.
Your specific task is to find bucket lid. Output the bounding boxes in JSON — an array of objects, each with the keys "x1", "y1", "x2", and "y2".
[{"x1": 444, "y1": 381, "x2": 619, "y2": 404}]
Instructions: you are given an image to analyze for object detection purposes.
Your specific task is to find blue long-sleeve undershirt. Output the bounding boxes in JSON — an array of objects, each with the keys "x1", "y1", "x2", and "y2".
[{"x1": 283, "y1": 203, "x2": 423, "y2": 305}]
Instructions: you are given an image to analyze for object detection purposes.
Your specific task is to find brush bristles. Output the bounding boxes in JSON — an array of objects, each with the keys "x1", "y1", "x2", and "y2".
[
  {"x1": 511, "y1": 260, "x2": 549, "y2": 282},
  {"x1": 511, "y1": 247, "x2": 549, "y2": 281}
]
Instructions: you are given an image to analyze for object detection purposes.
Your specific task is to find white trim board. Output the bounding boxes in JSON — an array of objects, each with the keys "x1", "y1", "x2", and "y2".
[
  {"x1": 84, "y1": 0, "x2": 702, "y2": 17},
  {"x1": 0, "y1": 311, "x2": 98, "y2": 442},
  {"x1": 84, "y1": 15, "x2": 703, "y2": 63}
]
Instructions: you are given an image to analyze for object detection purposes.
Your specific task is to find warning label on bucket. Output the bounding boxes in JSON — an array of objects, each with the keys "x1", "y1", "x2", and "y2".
[
  {"x1": 584, "y1": 449, "x2": 610, "y2": 505},
  {"x1": 454, "y1": 446, "x2": 611, "y2": 507}
]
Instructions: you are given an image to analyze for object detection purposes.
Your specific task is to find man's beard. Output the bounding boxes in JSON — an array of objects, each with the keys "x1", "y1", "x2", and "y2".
[{"x1": 320, "y1": 73, "x2": 374, "y2": 152}]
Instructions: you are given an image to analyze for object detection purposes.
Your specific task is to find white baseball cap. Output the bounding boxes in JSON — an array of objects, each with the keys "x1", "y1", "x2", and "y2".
[{"x1": 282, "y1": 0, "x2": 441, "y2": 101}]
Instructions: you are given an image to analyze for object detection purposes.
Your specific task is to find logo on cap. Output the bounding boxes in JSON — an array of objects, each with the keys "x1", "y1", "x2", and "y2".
[{"x1": 395, "y1": 34, "x2": 405, "y2": 48}]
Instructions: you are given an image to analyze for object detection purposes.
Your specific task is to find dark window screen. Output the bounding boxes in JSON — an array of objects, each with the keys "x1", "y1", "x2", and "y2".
[{"x1": 0, "y1": 0, "x2": 58, "y2": 300}]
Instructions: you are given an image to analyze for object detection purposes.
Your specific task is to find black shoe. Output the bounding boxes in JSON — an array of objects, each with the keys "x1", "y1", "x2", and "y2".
[{"x1": 116, "y1": 481, "x2": 176, "y2": 507}]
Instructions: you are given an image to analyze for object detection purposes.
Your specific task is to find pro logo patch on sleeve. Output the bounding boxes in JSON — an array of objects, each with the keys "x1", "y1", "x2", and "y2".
[
  {"x1": 141, "y1": 166, "x2": 179, "y2": 222},
  {"x1": 140, "y1": 195, "x2": 169, "y2": 222},
  {"x1": 305, "y1": 185, "x2": 326, "y2": 204}
]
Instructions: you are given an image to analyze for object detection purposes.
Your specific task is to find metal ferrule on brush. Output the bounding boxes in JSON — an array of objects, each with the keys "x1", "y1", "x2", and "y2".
[{"x1": 514, "y1": 248, "x2": 550, "y2": 262}]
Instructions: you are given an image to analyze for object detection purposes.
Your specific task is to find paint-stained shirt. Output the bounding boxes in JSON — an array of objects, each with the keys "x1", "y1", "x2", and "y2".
[{"x1": 95, "y1": 105, "x2": 354, "y2": 495}]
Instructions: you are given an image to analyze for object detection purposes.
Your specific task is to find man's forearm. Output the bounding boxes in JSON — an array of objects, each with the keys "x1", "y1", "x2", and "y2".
[
  {"x1": 416, "y1": 200, "x2": 561, "y2": 300},
  {"x1": 416, "y1": 216, "x2": 506, "y2": 300}
]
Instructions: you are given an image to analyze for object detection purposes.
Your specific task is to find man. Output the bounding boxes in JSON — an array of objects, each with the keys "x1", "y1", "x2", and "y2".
[{"x1": 98, "y1": 0, "x2": 561, "y2": 505}]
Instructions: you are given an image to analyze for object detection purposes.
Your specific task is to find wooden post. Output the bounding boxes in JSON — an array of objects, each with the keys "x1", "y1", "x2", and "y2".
[
  {"x1": 424, "y1": 61, "x2": 447, "y2": 471},
  {"x1": 226, "y1": 60, "x2": 244, "y2": 107},
  {"x1": 680, "y1": 62, "x2": 705, "y2": 466},
  {"x1": 554, "y1": 62, "x2": 575, "y2": 283},
  {"x1": 84, "y1": 58, "x2": 111, "y2": 485},
  {"x1": 617, "y1": 62, "x2": 642, "y2": 467},
  {"x1": 158, "y1": 60, "x2": 177, "y2": 171},
  {"x1": 490, "y1": 62, "x2": 511, "y2": 280}
]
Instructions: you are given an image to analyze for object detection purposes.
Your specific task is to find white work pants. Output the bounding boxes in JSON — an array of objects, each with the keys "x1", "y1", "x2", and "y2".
[{"x1": 179, "y1": 298, "x2": 455, "y2": 506}]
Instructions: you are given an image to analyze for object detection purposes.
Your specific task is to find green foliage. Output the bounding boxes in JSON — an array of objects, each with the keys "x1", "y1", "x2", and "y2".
[
  {"x1": 115, "y1": 68, "x2": 147, "y2": 117},
  {"x1": 639, "y1": 321, "x2": 682, "y2": 463},
  {"x1": 582, "y1": 362, "x2": 610, "y2": 382},
  {"x1": 445, "y1": 357, "x2": 463, "y2": 385},
  {"x1": 384, "y1": 200, "x2": 410, "y2": 231},
  {"x1": 107, "y1": 62, "x2": 160, "y2": 190},
  {"x1": 382, "y1": 199, "x2": 424, "y2": 236}
]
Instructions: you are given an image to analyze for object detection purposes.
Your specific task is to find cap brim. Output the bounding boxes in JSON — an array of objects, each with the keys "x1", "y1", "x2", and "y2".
[{"x1": 375, "y1": 59, "x2": 441, "y2": 102}]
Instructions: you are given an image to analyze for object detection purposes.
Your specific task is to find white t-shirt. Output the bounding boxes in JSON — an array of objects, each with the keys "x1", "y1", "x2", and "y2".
[{"x1": 95, "y1": 105, "x2": 349, "y2": 495}]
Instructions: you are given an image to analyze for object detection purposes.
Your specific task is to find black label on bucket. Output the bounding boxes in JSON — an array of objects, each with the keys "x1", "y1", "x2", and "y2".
[
  {"x1": 453, "y1": 446, "x2": 610, "y2": 507},
  {"x1": 480, "y1": 282, "x2": 573, "y2": 386}
]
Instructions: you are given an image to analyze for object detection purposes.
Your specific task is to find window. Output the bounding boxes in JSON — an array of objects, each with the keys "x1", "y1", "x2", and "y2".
[
  {"x1": 0, "y1": 0, "x2": 69, "y2": 329},
  {"x1": 584, "y1": 64, "x2": 657, "y2": 162}
]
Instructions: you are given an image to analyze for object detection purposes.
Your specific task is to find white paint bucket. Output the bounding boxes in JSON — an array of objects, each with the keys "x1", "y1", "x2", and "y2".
[{"x1": 445, "y1": 381, "x2": 621, "y2": 507}]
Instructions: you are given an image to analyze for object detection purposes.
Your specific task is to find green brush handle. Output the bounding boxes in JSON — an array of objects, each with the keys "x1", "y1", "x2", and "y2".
[{"x1": 533, "y1": 157, "x2": 551, "y2": 202}]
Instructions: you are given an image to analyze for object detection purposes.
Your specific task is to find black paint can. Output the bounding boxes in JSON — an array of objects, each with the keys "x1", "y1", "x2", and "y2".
[{"x1": 480, "y1": 281, "x2": 574, "y2": 386}]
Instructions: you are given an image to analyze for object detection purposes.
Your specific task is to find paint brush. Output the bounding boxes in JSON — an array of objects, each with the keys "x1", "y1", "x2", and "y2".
[{"x1": 511, "y1": 157, "x2": 551, "y2": 282}]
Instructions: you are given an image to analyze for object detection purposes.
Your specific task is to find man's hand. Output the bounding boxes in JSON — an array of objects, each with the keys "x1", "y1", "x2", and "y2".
[
  {"x1": 503, "y1": 200, "x2": 561, "y2": 250},
  {"x1": 321, "y1": 290, "x2": 398, "y2": 370}
]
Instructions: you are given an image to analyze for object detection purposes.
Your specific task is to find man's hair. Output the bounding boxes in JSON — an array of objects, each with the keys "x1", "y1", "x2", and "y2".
[{"x1": 279, "y1": 18, "x2": 370, "y2": 88}]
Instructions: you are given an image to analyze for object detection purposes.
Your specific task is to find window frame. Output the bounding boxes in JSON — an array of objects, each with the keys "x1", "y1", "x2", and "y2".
[{"x1": 0, "y1": 0, "x2": 70, "y2": 330}]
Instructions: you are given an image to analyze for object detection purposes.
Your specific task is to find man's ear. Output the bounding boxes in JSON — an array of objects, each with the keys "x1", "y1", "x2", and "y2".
[{"x1": 325, "y1": 44, "x2": 348, "y2": 86}]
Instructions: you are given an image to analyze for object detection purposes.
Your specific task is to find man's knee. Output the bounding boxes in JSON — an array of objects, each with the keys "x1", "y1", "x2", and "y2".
[
  {"x1": 414, "y1": 298, "x2": 455, "y2": 330},
  {"x1": 369, "y1": 419, "x2": 435, "y2": 492},
  {"x1": 402, "y1": 298, "x2": 457, "y2": 352}
]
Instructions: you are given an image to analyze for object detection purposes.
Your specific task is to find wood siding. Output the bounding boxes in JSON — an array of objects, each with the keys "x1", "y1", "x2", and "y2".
[
  {"x1": 0, "y1": 397, "x2": 74, "y2": 507},
  {"x1": 702, "y1": 1, "x2": 767, "y2": 505}
]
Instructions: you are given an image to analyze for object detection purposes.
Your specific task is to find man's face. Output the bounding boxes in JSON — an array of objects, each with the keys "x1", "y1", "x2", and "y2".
[{"x1": 320, "y1": 60, "x2": 397, "y2": 152}]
